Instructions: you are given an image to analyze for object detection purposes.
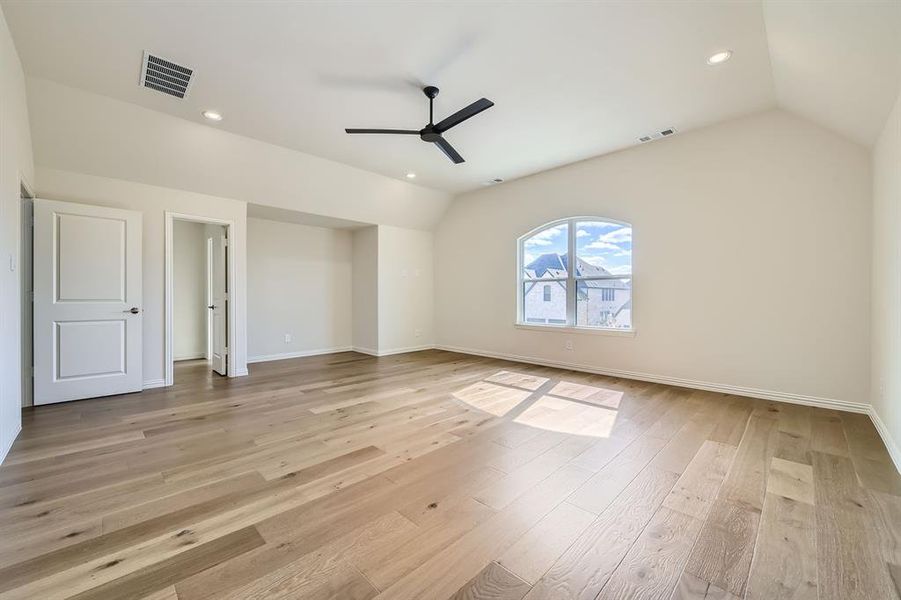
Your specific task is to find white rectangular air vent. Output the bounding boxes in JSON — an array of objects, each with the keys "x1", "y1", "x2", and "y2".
[
  {"x1": 140, "y1": 51, "x2": 193, "y2": 99},
  {"x1": 637, "y1": 127, "x2": 677, "y2": 144}
]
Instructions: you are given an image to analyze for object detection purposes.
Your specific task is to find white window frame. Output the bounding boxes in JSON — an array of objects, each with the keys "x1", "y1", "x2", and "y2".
[{"x1": 516, "y1": 216, "x2": 635, "y2": 336}]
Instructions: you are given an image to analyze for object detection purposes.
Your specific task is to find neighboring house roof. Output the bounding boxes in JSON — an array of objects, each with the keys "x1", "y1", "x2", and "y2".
[{"x1": 525, "y1": 253, "x2": 630, "y2": 299}]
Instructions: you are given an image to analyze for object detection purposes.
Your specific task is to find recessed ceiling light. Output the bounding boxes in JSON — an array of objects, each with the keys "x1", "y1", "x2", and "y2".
[
  {"x1": 405, "y1": 172, "x2": 416, "y2": 179},
  {"x1": 202, "y1": 110, "x2": 223, "y2": 121},
  {"x1": 706, "y1": 50, "x2": 732, "y2": 66}
]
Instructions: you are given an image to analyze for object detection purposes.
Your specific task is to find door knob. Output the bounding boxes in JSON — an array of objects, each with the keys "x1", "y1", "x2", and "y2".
[
  {"x1": 208, "y1": 305, "x2": 216, "y2": 310},
  {"x1": 124, "y1": 307, "x2": 140, "y2": 314}
]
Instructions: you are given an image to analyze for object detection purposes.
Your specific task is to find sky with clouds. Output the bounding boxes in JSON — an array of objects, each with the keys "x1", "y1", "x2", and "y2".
[{"x1": 523, "y1": 220, "x2": 632, "y2": 276}]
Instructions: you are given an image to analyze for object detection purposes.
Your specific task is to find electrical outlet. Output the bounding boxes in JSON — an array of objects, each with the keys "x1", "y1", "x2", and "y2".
[
  {"x1": 564, "y1": 339, "x2": 574, "y2": 351},
  {"x1": 414, "y1": 329, "x2": 422, "y2": 338},
  {"x1": 284, "y1": 333, "x2": 292, "y2": 344}
]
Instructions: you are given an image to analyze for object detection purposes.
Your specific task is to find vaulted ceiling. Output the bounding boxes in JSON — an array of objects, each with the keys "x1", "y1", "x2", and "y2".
[{"x1": 2, "y1": 1, "x2": 899, "y2": 193}]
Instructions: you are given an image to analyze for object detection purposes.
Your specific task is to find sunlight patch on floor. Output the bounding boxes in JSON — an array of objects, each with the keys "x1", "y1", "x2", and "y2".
[
  {"x1": 452, "y1": 381, "x2": 532, "y2": 417},
  {"x1": 546, "y1": 381, "x2": 624, "y2": 409},
  {"x1": 485, "y1": 370, "x2": 549, "y2": 391},
  {"x1": 513, "y1": 395, "x2": 618, "y2": 437}
]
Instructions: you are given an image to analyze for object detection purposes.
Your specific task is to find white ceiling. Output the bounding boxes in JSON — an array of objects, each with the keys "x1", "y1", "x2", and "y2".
[
  {"x1": 2, "y1": 1, "x2": 899, "y2": 194},
  {"x1": 764, "y1": 0, "x2": 901, "y2": 147}
]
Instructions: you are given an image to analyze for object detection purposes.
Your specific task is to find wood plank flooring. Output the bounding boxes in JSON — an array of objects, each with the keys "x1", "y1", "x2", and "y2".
[{"x1": 0, "y1": 350, "x2": 898, "y2": 599}]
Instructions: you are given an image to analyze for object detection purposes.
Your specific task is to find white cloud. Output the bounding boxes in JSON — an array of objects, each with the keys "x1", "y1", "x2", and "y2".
[
  {"x1": 524, "y1": 225, "x2": 564, "y2": 247},
  {"x1": 599, "y1": 227, "x2": 632, "y2": 244},
  {"x1": 614, "y1": 249, "x2": 632, "y2": 257},
  {"x1": 576, "y1": 229, "x2": 591, "y2": 238},
  {"x1": 584, "y1": 240, "x2": 621, "y2": 251},
  {"x1": 582, "y1": 221, "x2": 621, "y2": 230}
]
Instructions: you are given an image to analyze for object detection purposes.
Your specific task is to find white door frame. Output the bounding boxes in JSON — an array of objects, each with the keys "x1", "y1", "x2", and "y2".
[
  {"x1": 19, "y1": 173, "x2": 35, "y2": 407},
  {"x1": 164, "y1": 212, "x2": 236, "y2": 386}
]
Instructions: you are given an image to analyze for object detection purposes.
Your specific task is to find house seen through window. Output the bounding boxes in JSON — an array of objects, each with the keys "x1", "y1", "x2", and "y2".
[{"x1": 519, "y1": 217, "x2": 632, "y2": 329}]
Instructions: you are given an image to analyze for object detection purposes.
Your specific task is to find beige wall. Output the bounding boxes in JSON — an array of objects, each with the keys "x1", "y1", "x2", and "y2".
[
  {"x1": 173, "y1": 220, "x2": 208, "y2": 361},
  {"x1": 436, "y1": 109, "x2": 872, "y2": 408},
  {"x1": 377, "y1": 226, "x2": 434, "y2": 353},
  {"x1": 34, "y1": 167, "x2": 249, "y2": 387},
  {"x1": 0, "y1": 6, "x2": 34, "y2": 463},
  {"x1": 351, "y1": 226, "x2": 379, "y2": 353},
  {"x1": 871, "y1": 87, "x2": 901, "y2": 469},
  {"x1": 247, "y1": 218, "x2": 352, "y2": 361}
]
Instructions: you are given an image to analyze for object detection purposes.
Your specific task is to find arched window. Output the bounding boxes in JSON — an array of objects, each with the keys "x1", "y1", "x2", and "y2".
[{"x1": 518, "y1": 217, "x2": 632, "y2": 330}]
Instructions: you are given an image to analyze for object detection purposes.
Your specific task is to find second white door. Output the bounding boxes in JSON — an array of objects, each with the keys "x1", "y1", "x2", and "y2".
[{"x1": 208, "y1": 225, "x2": 228, "y2": 376}]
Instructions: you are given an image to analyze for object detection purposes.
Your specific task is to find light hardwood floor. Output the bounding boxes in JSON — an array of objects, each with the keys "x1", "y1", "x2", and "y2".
[{"x1": 0, "y1": 350, "x2": 899, "y2": 599}]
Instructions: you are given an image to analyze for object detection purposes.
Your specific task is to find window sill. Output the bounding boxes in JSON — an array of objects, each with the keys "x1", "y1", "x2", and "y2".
[{"x1": 513, "y1": 323, "x2": 636, "y2": 337}]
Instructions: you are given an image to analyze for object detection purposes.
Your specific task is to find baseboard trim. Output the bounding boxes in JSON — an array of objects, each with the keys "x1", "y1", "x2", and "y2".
[
  {"x1": 174, "y1": 353, "x2": 206, "y2": 361},
  {"x1": 435, "y1": 344, "x2": 871, "y2": 414},
  {"x1": 868, "y1": 407, "x2": 901, "y2": 475},
  {"x1": 142, "y1": 379, "x2": 167, "y2": 390},
  {"x1": 352, "y1": 344, "x2": 436, "y2": 357},
  {"x1": 0, "y1": 425, "x2": 22, "y2": 466},
  {"x1": 248, "y1": 347, "x2": 353, "y2": 364},
  {"x1": 351, "y1": 346, "x2": 379, "y2": 356}
]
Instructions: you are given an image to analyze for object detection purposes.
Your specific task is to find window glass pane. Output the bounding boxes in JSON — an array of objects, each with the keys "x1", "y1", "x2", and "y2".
[
  {"x1": 522, "y1": 223, "x2": 568, "y2": 280},
  {"x1": 575, "y1": 221, "x2": 631, "y2": 278},
  {"x1": 576, "y1": 278, "x2": 631, "y2": 329},
  {"x1": 523, "y1": 280, "x2": 567, "y2": 325}
]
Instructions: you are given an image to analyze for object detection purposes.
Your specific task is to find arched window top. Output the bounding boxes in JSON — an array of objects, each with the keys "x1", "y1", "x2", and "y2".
[{"x1": 518, "y1": 217, "x2": 633, "y2": 331}]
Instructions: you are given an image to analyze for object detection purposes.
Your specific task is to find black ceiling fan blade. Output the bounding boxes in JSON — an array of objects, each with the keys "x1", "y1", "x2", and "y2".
[
  {"x1": 432, "y1": 136, "x2": 465, "y2": 164},
  {"x1": 344, "y1": 128, "x2": 420, "y2": 135},
  {"x1": 433, "y1": 98, "x2": 494, "y2": 133}
]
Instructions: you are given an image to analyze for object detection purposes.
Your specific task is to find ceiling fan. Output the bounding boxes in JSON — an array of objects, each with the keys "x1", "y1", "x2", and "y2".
[{"x1": 345, "y1": 86, "x2": 494, "y2": 164}]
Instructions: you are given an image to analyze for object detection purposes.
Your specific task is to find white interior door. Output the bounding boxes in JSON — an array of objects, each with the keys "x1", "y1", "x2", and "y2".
[
  {"x1": 33, "y1": 199, "x2": 143, "y2": 405},
  {"x1": 209, "y1": 226, "x2": 227, "y2": 376}
]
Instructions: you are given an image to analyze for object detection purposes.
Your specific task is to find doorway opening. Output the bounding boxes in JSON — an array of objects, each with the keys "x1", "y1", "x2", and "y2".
[{"x1": 165, "y1": 213, "x2": 235, "y2": 386}]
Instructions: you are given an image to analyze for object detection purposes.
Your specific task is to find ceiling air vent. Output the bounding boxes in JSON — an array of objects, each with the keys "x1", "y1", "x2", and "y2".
[
  {"x1": 637, "y1": 127, "x2": 678, "y2": 144},
  {"x1": 140, "y1": 51, "x2": 193, "y2": 99}
]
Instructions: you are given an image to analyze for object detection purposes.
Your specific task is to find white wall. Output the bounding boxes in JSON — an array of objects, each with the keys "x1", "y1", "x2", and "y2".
[
  {"x1": 0, "y1": 6, "x2": 34, "y2": 463},
  {"x1": 871, "y1": 87, "x2": 901, "y2": 469},
  {"x1": 173, "y1": 220, "x2": 207, "y2": 361},
  {"x1": 34, "y1": 167, "x2": 248, "y2": 387},
  {"x1": 377, "y1": 226, "x2": 434, "y2": 353},
  {"x1": 436, "y1": 109, "x2": 872, "y2": 408},
  {"x1": 26, "y1": 77, "x2": 451, "y2": 230},
  {"x1": 351, "y1": 226, "x2": 379, "y2": 353},
  {"x1": 247, "y1": 217, "x2": 352, "y2": 361}
]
